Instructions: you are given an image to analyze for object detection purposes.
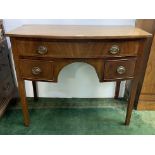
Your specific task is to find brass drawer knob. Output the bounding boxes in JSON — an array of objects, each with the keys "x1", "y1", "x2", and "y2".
[
  {"x1": 37, "y1": 46, "x2": 48, "y2": 55},
  {"x1": 109, "y1": 45, "x2": 120, "y2": 55},
  {"x1": 117, "y1": 66, "x2": 126, "y2": 74},
  {"x1": 32, "y1": 67, "x2": 42, "y2": 75}
]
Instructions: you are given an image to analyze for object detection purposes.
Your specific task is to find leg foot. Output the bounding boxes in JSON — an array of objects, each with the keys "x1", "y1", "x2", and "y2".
[
  {"x1": 125, "y1": 79, "x2": 139, "y2": 126},
  {"x1": 18, "y1": 80, "x2": 30, "y2": 126}
]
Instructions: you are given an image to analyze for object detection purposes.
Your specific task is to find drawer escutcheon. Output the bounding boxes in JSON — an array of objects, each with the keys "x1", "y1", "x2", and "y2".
[
  {"x1": 109, "y1": 45, "x2": 120, "y2": 55},
  {"x1": 32, "y1": 67, "x2": 42, "y2": 75},
  {"x1": 36, "y1": 46, "x2": 48, "y2": 55},
  {"x1": 117, "y1": 66, "x2": 126, "y2": 74}
]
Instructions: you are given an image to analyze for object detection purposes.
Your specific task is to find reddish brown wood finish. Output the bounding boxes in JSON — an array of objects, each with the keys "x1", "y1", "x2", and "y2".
[
  {"x1": 125, "y1": 39, "x2": 147, "y2": 125},
  {"x1": 11, "y1": 38, "x2": 30, "y2": 126},
  {"x1": 6, "y1": 25, "x2": 151, "y2": 39},
  {"x1": 19, "y1": 59, "x2": 54, "y2": 81},
  {"x1": 53, "y1": 59, "x2": 105, "y2": 82},
  {"x1": 104, "y1": 58, "x2": 136, "y2": 81},
  {"x1": 7, "y1": 25, "x2": 151, "y2": 126},
  {"x1": 16, "y1": 38, "x2": 140, "y2": 58}
]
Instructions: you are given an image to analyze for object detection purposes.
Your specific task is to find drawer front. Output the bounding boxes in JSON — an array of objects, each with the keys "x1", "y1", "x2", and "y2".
[
  {"x1": 16, "y1": 38, "x2": 140, "y2": 58},
  {"x1": 103, "y1": 59, "x2": 136, "y2": 81},
  {"x1": 0, "y1": 73, "x2": 14, "y2": 98},
  {"x1": 19, "y1": 59, "x2": 54, "y2": 81}
]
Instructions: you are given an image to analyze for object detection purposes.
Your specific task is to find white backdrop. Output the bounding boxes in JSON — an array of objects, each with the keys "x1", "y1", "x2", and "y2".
[{"x1": 4, "y1": 19, "x2": 135, "y2": 98}]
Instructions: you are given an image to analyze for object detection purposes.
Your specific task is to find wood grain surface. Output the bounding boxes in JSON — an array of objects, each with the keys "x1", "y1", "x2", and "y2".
[
  {"x1": 8, "y1": 25, "x2": 150, "y2": 126},
  {"x1": 16, "y1": 38, "x2": 141, "y2": 58},
  {"x1": 6, "y1": 25, "x2": 151, "y2": 39}
]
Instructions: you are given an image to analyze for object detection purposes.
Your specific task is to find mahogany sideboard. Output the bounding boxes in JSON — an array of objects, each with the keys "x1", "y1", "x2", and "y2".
[{"x1": 6, "y1": 25, "x2": 151, "y2": 126}]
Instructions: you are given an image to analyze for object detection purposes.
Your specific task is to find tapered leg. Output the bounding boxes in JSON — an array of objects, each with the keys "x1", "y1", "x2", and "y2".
[
  {"x1": 32, "y1": 81, "x2": 38, "y2": 101},
  {"x1": 125, "y1": 79, "x2": 139, "y2": 125},
  {"x1": 18, "y1": 79, "x2": 30, "y2": 126},
  {"x1": 114, "y1": 81, "x2": 121, "y2": 99}
]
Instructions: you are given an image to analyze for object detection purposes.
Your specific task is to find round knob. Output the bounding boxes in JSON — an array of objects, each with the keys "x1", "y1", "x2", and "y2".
[
  {"x1": 117, "y1": 66, "x2": 126, "y2": 75},
  {"x1": 32, "y1": 67, "x2": 42, "y2": 75},
  {"x1": 109, "y1": 45, "x2": 120, "y2": 55},
  {"x1": 37, "y1": 46, "x2": 48, "y2": 55}
]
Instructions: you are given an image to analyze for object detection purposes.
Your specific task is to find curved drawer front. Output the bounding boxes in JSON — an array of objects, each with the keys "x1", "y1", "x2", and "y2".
[
  {"x1": 19, "y1": 59, "x2": 54, "y2": 81},
  {"x1": 16, "y1": 38, "x2": 140, "y2": 58},
  {"x1": 103, "y1": 59, "x2": 136, "y2": 81}
]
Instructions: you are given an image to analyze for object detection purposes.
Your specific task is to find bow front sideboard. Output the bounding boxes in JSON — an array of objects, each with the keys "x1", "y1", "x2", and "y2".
[{"x1": 6, "y1": 25, "x2": 151, "y2": 126}]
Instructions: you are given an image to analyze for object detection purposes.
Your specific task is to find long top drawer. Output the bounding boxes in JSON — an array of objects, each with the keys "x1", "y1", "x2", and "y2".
[{"x1": 16, "y1": 38, "x2": 141, "y2": 58}]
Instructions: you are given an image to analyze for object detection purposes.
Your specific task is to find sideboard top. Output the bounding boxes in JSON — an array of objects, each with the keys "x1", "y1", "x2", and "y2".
[{"x1": 6, "y1": 25, "x2": 152, "y2": 39}]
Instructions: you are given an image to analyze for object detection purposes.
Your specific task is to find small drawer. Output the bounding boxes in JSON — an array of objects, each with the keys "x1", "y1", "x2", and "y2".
[
  {"x1": 103, "y1": 59, "x2": 136, "y2": 81},
  {"x1": 19, "y1": 59, "x2": 54, "y2": 81},
  {"x1": 16, "y1": 38, "x2": 140, "y2": 58}
]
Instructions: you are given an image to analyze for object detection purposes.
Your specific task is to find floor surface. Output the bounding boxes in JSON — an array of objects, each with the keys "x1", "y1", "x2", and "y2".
[{"x1": 0, "y1": 98, "x2": 155, "y2": 135}]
